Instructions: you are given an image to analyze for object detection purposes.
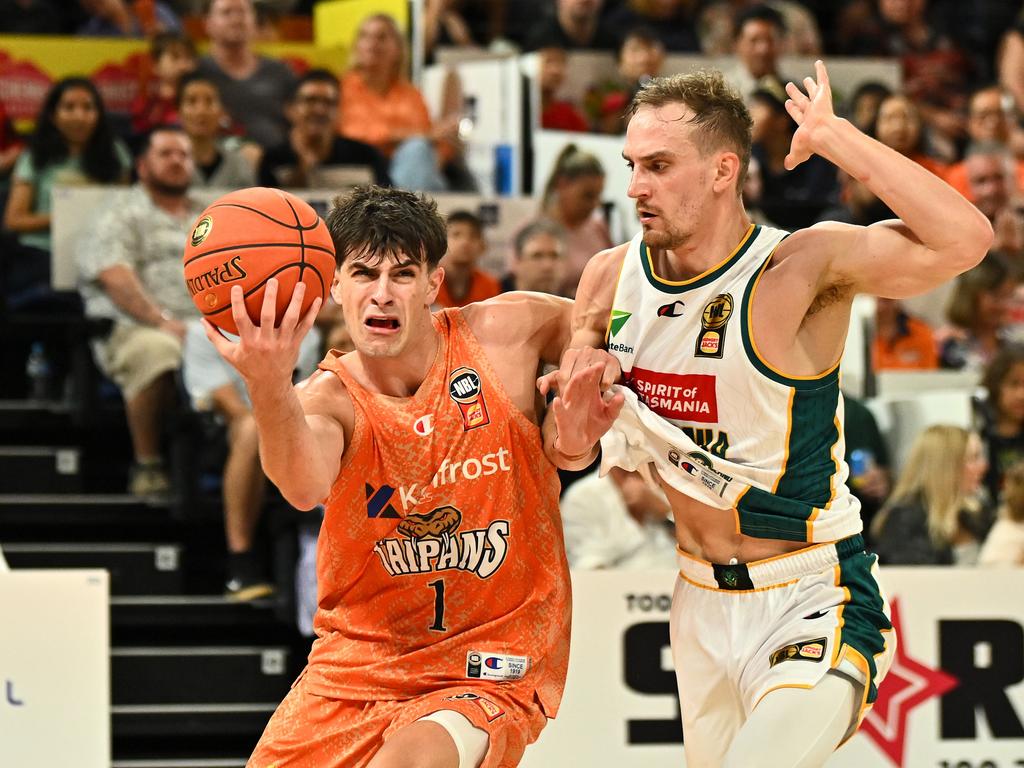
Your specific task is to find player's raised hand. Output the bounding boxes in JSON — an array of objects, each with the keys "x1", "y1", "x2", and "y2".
[
  {"x1": 549, "y1": 361, "x2": 625, "y2": 457},
  {"x1": 783, "y1": 59, "x2": 835, "y2": 171},
  {"x1": 537, "y1": 346, "x2": 621, "y2": 398},
  {"x1": 203, "y1": 278, "x2": 322, "y2": 384}
]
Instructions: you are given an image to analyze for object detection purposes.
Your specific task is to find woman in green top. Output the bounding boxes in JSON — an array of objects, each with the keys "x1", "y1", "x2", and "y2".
[{"x1": 3, "y1": 76, "x2": 130, "y2": 306}]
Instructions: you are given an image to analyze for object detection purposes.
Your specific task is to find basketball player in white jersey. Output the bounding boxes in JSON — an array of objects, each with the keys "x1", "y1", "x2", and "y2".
[{"x1": 540, "y1": 61, "x2": 993, "y2": 766}]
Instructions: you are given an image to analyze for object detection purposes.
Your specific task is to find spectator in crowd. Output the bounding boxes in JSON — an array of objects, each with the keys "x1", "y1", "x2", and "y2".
[
  {"x1": 181, "y1": 313, "x2": 323, "y2": 599},
  {"x1": 423, "y1": 0, "x2": 508, "y2": 59},
  {"x1": 960, "y1": 142, "x2": 1024, "y2": 259},
  {"x1": 604, "y1": 0, "x2": 701, "y2": 53},
  {"x1": 723, "y1": 4, "x2": 788, "y2": 103},
  {"x1": 748, "y1": 81, "x2": 837, "y2": 228},
  {"x1": 177, "y1": 72, "x2": 258, "y2": 189},
  {"x1": 938, "y1": 252, "x2": 1019, "y2": 370},
  {"x1": 945, "y1": 86, "x2": 1024, "y2": 201},
  {"x1": 78, "y1": 0, "x2": 182, "y2": 36},
  {"x1": 131, "y1": 32, "x2": 197, "y2": 136},
  {"x1": 816, "y1": 170, "x2": 893, "y2": 226},
  {"x1": 845, "y1": 80, "x2": 892, "y2": 134},
  {"x1": 872, "y1": 93, "x2": 948, "y2": 177},
  {"x1": 537, "y1": 44, "x2": 590, "y2": 133},
  {"x1": 434, "y1": 210, "x2": 500, "y2": 308},
  {"x1": 76, "y1": 126, "x2": 200, "y2": 498},
  {"x1": 339, "y1": 13, "x2": 461, "y2": 192},
  {"x1": 524, "y1": 0, "x2": 618, "y2": 52},
  {"x1": 259, "y1": 69, "x2": 390, "y2": 190},
  {"x1": 0, "y1": 97, "x2": 24, "y2": 188},
  {"x1": 979, "y1": 459, "x2": 1024, "y2": 565},
  {"x1": 3, "y1": 77, "x2": 131, "y2": 307},
  {"x1": 836, "y1": 0, "x2": 974, "y2": 154},
  {"x1": 998, "y1": 10, "x2": 1024, "y2": 118},
  {"x1": 698, "y1": 0, "x2": 822, "y2": 56},
  {"x1": 977, "y1": 346, "x2": 1024, "y2": 504},
  {"x1": 501, "y1": 218, "x2": 567, "y2": 294},
  {"x1": 538, "y1": 144, "x2": 612, "y2": 297},
  {"x1": 561, "y1": 466, "x2": 677, "y2": 569},
  {"x1": 197, "y1": 0, "x2": 296, "y2": 148},
  {"x1": 872, "y1": 297, "x2": 939, "y2": 371},
  {"x1": 843, "y1": 393, "x2": 892, "y2": 542},
  {"x1": 586, "y1": 25, "x2": 665, "y2": 135},
  {"x1": 872, "y1": 425, "x2": 991, "y2": 565}
]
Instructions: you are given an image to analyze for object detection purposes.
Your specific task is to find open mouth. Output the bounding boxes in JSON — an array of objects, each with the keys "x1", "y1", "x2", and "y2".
[
  {"x1": 365, "y1": 317, "x2": 400, "y2": 331},
  {"x1": 638, "y1": 210, "x2": 657, "y2": 224}
]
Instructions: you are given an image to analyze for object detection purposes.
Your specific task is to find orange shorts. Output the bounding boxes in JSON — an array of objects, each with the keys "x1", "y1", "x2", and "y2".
[{"x1": 247, "y1": 674, "x2": 547, "y2": 768}]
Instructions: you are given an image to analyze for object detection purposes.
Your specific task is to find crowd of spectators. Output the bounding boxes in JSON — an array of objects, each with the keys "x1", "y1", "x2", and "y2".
[{"x1": 6, "y1": 0, "x2": 1024, "y2": 599}]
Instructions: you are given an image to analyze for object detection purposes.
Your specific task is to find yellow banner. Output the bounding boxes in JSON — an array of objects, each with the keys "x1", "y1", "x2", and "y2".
[
  {"x1": 313, "y1": 0, "x2": 409, "y2": 49},
  {"x1": 0, "y1": 35, "x2": 346, "y2": 128}
]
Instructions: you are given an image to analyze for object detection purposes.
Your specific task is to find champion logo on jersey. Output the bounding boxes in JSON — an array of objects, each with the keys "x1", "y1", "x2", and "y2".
[
  {"x1": 657, "y1": 300, "x2": 685, "y2": 318},
  {"x1": 413, "y1": 414, "x2": 434, "y2": 436}
]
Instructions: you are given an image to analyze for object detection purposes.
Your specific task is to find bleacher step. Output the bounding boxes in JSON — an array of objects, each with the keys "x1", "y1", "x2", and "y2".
[
  {"x1": 2, "y1": 542, "x2": 183, "y2": 595},
  {"x1": 112, "y1": 645, "x2": 292, "y2": 705},
  {"x1": 0, "y1": 445, "x2": 84, "y2": 492}
]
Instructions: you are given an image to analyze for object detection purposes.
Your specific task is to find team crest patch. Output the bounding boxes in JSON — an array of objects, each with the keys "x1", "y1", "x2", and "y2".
[
  {"x1": 769, "y1": 637, "x2": 828, "y2": 667},
  {"x1": 443, "y1": 691, "x2": 506, "y2": 722},
  {"x1": 695, "y1": 293, "x2": 733, "y2": 359},
  {"x1": 190, "y1": 214, "x2": 213, "y2": 247},
  {"x1": 449, "y1": 367, "x2": 490, "y2": 430}
]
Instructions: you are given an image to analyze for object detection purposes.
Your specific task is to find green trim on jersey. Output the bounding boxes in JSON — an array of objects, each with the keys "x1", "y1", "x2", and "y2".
[
  {"x1": 740, "y1": 253, "x2": 841, "y2": 391},
  {"x1": 837, "y1": 549, "x2": 892, "y2": 704},
  {"x1": 640, "y1": 224, "x2": 760, "y2": 293}
]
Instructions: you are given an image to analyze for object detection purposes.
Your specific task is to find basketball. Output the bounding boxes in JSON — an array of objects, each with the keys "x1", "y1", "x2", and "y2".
[{"x1": 182, "y1": 187, "x2": 336, "y2": 335}]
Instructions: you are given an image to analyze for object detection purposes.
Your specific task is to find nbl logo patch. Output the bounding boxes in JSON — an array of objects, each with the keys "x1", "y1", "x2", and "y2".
[
  {"x1": 695, "y1": 293, "x2": 733, "y2": 359},
  {"x1": 448, "y1": 367, "x2": 490, "y2": 431}
]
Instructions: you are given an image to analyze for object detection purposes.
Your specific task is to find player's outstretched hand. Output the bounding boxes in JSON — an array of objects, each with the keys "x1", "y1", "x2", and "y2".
[
  {"x1": 783, "y1": 59, "x2": 835, "y2": 171},
  {"x1": 549, "y1": 361, "x2": 625, "y2": 457},
  {"x1": 202, "y1": 278, "x2": 322, "y2": 385},
  {"x1": 537, "y1": 346, "x2": 621, "y2": 398}
]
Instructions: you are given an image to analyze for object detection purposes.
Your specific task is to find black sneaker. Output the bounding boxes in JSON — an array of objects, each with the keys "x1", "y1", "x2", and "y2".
[{"x1": 225, "y1": 549, "x2": 274, "y2": 602}]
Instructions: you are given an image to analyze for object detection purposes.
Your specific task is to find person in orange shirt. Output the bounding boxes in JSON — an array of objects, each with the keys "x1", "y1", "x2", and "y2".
[
  {"x1": 204, "y1": 186, "x2": 619, "y2": 767},
  {"x1": 872, "y1": 297, "x2": 939, "y2": 371},
  {"x1": 339, "y1": 13, "x2": 460, "y2": 191},
  {"x1": 435, "y1": 210, "x2": 501, "y2": 308}
]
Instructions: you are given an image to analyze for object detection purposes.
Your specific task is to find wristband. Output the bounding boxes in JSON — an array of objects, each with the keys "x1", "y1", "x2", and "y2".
[{"x1": 554, "y1": 434, "x2": 595, "y2": 463}]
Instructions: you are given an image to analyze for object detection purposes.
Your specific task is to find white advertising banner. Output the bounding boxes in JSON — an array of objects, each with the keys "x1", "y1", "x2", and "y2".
[
  {"x1": 525, "y1": 568, "x2": 1024, "y2": 768},
  {"x1": 0, "y1": 570, "x2": 110, "y2": 767}
]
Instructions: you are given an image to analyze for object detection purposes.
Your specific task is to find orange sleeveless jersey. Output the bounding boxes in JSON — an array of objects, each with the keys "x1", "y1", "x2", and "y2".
[{"x1": 304, "y1": 308, "x2": 571, "y2": 718}]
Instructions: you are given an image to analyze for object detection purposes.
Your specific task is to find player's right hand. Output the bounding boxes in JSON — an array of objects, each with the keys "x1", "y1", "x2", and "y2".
[
  {"x1": 549, "y1": 361, "x2": 625, "y2": 457},
  {"x1": 537, "y1": 346, "x2": 621, "y2": 398},
  {"x1": 202, "y1": 278, "x2": 321, "y2": 385}
]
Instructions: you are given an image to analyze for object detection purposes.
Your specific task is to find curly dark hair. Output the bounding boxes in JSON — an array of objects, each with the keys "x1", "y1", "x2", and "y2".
[
  {"x1": 28, "y1": 77, "x2": 122, "y2": 183},
  {"x1": 326, "y1": 186, "x2": 448, "y2": 270},
  {"x1": 982, "y1": 344, "x2": 1024, "y2": 419}
]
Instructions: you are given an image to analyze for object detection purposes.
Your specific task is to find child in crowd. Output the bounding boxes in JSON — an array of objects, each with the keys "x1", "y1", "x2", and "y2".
[
  {"x1": 979, "y1": 459, "x2": 1024, "y2": 565},
  {"x1": 131, "y1": 31, "x2": 197, "y2": 135},
  {"x1": 434, "y1": 209, "x2": 500, "y2": 308},
  {"x1": 176, "y1": 72, "x2": 258, "y2": 189},
  {"x1": 537, "y1": 44, "x2": 589, "y2": 133},
  {"x1": 586, "y1": 26, "x2": 665, "y2": 135}
]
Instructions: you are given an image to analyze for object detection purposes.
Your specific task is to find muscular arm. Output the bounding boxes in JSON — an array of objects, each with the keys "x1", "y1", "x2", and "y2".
[{"x1": 783, "y1": 63, "x2": 993, "y2": 300}]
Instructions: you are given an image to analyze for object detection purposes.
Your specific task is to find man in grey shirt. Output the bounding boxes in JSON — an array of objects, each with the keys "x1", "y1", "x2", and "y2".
[{"x1": 196, "y1": 0, "x2": 296, "y2": 148}]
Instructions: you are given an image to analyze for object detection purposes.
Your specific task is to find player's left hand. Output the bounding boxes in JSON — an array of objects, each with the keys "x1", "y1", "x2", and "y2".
[
  {"x1": 783, "y1": 59, "x2": 834, "y2": 171},
  {"x1": 549, "y1": 361, "x2": 625, "y2": 457},
  {"x1": 537, "y1": 347, "x2": 621, "y2": 398}
]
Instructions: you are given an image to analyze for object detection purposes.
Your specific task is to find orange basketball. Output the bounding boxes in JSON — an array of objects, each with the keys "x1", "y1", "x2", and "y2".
[{"x1": 182, "y1": 187, "x2": 336, "y2": 335}]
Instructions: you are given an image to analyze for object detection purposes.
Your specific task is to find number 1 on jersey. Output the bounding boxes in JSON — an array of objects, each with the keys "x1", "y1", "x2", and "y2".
[{"x1": 428, "y1": 579, "x2": 447, "y2": 632}]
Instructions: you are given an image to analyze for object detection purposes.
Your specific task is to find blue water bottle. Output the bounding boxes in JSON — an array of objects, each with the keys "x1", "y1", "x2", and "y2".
[{"x1": 494, "y1": 144, "x2": 514, "y2": 196}]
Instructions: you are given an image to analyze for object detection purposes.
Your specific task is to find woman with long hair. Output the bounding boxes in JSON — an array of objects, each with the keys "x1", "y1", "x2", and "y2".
[
  {"x1": 3, "y1": 76, "x2": 130, "y2": 304},
  {"x1": 338, "y1": 13, "x2": 460, "y2": 191},
  {"x1": 977, "y1": 345, "x2": 1024, "y2": 503},
  {"x1": 540, "y1": 143, "x2": 611, "y2": 297},
  {"x1": 872, "y1": 425, "x2": 991, "y2": 564}
]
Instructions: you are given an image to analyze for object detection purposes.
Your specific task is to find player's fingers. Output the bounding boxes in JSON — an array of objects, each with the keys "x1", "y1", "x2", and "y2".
[
  {"x1": 537, "y1": 370, "x2": 558, "y2": 396},
  {"x1": 600, "y1": 358, "x2": 620, "y2": 390},
  {"x1": 815, "y1": 59, "x2": 830, "y2": 92},
  {"x1": 784, "y1": 98, "x2": 803, "y2": 123},
  {"x1": 604, "y1": 391, "x2": 626, "y2": 422},
  {"x1": 201, "y1": 318, "x2": 235, "y2": 357},
  {"x1": 784, "y1": 81, "x2": 807, "y2": 104},
  {"x1": 281, "y1": 281, "x2": 307, "y2": 331},
  {"x1": 259, "y1": 278, "x2": 279, "y2": 332},
  {"x1": 230, "y1": 285, "x2": 254, "y2": 339},
  {"x1": 298, "y1": 296, "x2": 322, "y2": 337},
  {"x1": 803, "y1": 76, "x2": 817, "y2": 99}
]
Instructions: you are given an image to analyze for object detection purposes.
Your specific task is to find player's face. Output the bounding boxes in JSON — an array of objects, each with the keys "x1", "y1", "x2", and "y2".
[
  {"x1": 334, "y1": 253, "x2": 442, "y2": 359},
  {"x1": 624, "y1": 104, "x2": 715, "y2": 249}
]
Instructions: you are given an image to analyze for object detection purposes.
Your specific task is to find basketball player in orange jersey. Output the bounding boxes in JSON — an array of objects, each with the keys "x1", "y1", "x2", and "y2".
[
  {"x1": 541, "y1": 61, "x2": 993, "y2": 766},
  {"x1": 202, "y1": 185, "x2": 618, "y2": 768}
]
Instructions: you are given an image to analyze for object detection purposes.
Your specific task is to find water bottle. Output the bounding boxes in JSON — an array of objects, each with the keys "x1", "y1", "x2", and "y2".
[
  {"x1": 458, "y1": 95, "x2": 477, "y2": 141},
  {"x1": 848, "y1": 448, "x2": 872, "y2": 489},
  {"x1": 25, "y1": 342, "x2": 51, "y2": 401}
]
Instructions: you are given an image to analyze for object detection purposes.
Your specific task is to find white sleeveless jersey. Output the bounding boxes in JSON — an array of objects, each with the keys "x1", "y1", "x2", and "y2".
[{"x1": 603, "y1": 223, "x2": 862, "y2": 543}]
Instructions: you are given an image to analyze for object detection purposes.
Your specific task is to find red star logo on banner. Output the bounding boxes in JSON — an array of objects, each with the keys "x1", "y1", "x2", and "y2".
[{"x1": 860, "y1": 599, "x2": 960, "y2": 766}]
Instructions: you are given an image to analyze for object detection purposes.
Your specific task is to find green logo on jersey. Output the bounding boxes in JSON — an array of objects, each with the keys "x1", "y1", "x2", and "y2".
[{"x1": 609, "y1": 310, "x2": 632, "y2": 337}]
